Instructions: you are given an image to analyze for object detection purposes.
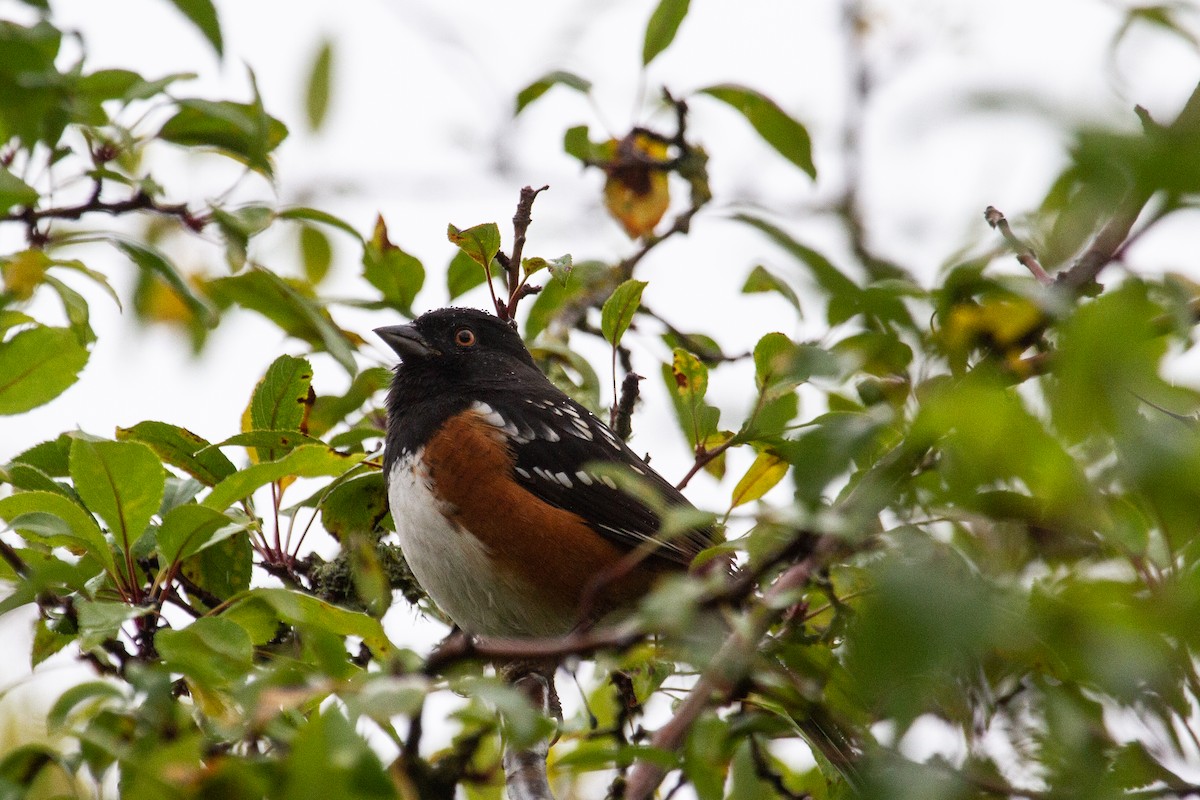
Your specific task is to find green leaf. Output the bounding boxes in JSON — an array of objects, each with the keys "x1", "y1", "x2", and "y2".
[
  {"x1": 182, "y1": 534, "x2": 252, "y2": 604},
  {"x1": 1049, "y1": 282, "x2": 1167, "y2": 441},
  {"x1": 69, "y1": 438, "x2": 165, "y2": 558},
  {"x1": 210, "y1": 204, "x2": 274, "y2": 270},
  {"x1": 522, "y1": 254, "x2": 573, "y2": 286},
  {"x1": 112, "y1": 238, "x2": 217, "y2": 326},
  {"x1": 280, "y1": 708, "x2": 394, "y2": 799},
  {"x1": 43, "y1": 275, "x2": 95, "y2": 345},
  {"x1": 166, "y1": 0, "x2": 224, "y2": 57},
  {"x1": 278, "y1": 206, "x2": 362, "y2": 242},
  {"x1": 157, "y1": 504, "x2": 242, "y2": 564},
  {"x1": 159, "y1": 97, "x2": 287, "y2": 177},
  {"x1": 734, "y1": 214, "x2": 861, "y2": 323},
  {"x1": 446, "y1": 249, "x2": 497, "y2": 300},
  {"x1": 742, "y1": 264, "x2": 801, "y2": 313},
  {"x1": 643, "y1": 0, "x2": 691, "y2": 65},
  {"x1": 0, "y1": 491, "x2": 114, "y2": 576},
  {"x1": 157, "y1": 617, "x2": 253, "y2": 688},
  {"x1": 76, "y1": 599, "x2": 137, "y2": 651},
  {"x1": 684, "y1": 713, "x2": 730, "y2": 800},
  {"x1": 11, "y1": 435, "x2": 72, "y2": 478},
  {"x1": 515, "y1": 70, "x2": 592, "y2": 114},
  {"x1": 249, "y1": 355, "x2": 314, "y2": 462},
  {"x1": 0, "y1": 167, "x2": 37, "y2": 213},
  {"x1": 320, "y1": 473, "x2": 389, "y2": 541},
  {"x1": 227, "y1": 587, "x2": 393, "y2": 657},
  {"x1": 202, "y1": 445, "x2": 365, "y2": 511},
  {"x1": 33, "y1": 615, "x2": 75, "y2": 666},
  {"x1": 752, "y1": 332, "x2": 828, "y2": 404},
  {"x1": 216, "y1": 430, "x2": 323, "y2": 455},
  {"x1": 0, "y1": 326, "x2": 88, "y2": 414},
  {"x1": 447, "y1": 222, "x2": 501, "y2": 270},
  {"x1": 563, "y1": 124, "x2": 611, "y2": 164},
  {"x1": 76, "y1": 68, "x2": 142, "y2": 102},
  {"x1": 664, "y1": 348, "x2": 720, "y2": 449},
  {"x1": 525, "y1": 259, "x2": 608, "y2": 340},
  {"x1": 308, "y1": 367, "x2": 391, "y2": 438},
  {"x1": 117, "y1": 422, "x2": 235, "y2": 486},
  {"x1": 206, "y1": 268, "x2": 357, "y2": 374},
  {"x1": 47, "y1": 681, "x2": 124, "y2": 732},
  {"x1": 300, "y1": 225, "x2": 333, "y2": 284},
  {"x1": 730, "y1": 450, "x2": 788, "y2": 508},
  {"x1": 601, "y1": 279, "x2": 648, "y2": 346},
  {"x1": 700, "y1": 84, "x2": 816, "y2": 178},
  {"x1": 304, "y1": 39, "x2": 333, "y2": 132},
  {"x1": 363, "y1": 216, "x2": 424, "y2": 315}
]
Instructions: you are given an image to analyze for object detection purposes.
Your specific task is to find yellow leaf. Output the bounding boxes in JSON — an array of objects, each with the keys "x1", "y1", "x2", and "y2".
[
  {"x1": 141, "y1": 277, "x2": 195, "y2": 324},
  {"x1": 2, "y1": 250, "x2": 49, "y2": 300},
  {"x1": 603, "y1": 132, "x2": 671, "y2": 238},
  {"x1": 730, "y1": 450, "x2": 788, "y2": 508}
]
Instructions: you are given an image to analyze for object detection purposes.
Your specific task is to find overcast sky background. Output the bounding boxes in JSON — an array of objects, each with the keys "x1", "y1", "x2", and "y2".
[{"x1": 1, "y1": 0, "x2": 1199, "y2": 780}]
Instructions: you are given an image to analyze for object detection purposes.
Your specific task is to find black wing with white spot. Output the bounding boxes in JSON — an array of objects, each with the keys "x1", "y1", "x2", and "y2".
[{"x1": 468, "y1": 396, "x2": 715, "y2": 566}]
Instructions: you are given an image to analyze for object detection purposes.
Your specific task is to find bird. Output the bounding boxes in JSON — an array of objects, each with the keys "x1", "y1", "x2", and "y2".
[{"x1": 375, "y1": 307, "x2": 718, "y2": 639}]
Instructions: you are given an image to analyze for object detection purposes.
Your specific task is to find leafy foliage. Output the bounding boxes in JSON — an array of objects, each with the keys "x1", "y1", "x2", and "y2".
[{"x1": 1, "y1": 3, "x2": 1200, "y2": 800}]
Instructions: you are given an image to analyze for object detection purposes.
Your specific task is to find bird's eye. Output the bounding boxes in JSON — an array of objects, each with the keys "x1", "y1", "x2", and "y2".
[{"x1": 454, "y1": 328, "x2": 476, "y2": 347}]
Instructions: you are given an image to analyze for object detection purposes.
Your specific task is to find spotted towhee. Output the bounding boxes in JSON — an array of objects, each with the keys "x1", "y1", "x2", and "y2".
[{"x1": 375, "y1": 307, "x2": 717, "y2": 638}]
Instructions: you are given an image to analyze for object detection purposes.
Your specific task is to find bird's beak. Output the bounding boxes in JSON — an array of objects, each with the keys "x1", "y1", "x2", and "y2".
[{"x1": 374, "y1": 324, "x2": 439, "y2": 361}]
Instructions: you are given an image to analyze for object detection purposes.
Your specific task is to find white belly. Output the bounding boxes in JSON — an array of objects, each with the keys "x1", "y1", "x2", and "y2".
[{"x1": 387, "y1": 452, "x2": 575, "y2": 637}]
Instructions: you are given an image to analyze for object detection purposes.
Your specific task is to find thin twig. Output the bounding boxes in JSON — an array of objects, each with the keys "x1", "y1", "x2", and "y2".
[
  {"x1": 984, "y1": 206, "x2": 1052, "y2": 285},
  {"x1": 5, "y1": 187, "x2": 208, "y2": 244},
  {"x1": 423, "y1": 623, "x2": 645, "y2": 675},
  {"x1": 1057, "y1": 80, "x2": 1200, "y2": 291},
  {"x1": 674, "y1": 437, "x2": 736, "y2": 491},
  {"x1": 505, "y1": 185, "x2": 549, "y2": 319}
]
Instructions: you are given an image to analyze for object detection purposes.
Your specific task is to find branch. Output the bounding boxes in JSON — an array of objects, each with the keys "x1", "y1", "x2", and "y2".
[
  {"x1": 674, "y1": 436, "x2": 736, "y2": 491},
  {"x1": 1057, "y1": 80, "x2": 1200, "y2": 291},
  {"x1": 503, "y1": 184, "x2": 549, "y2": 320},
  {"x1": 5, "y1": 186, "x2": 208, "y2": 243},
  {"x1": 984, "y1": 206, "x2": 1052, "y2": 285},
  {"x1": 423, "y1": 623, "x2": 645, "y2": 675},
  {"x1": 624, "y1": 537, "x2": 841, "y2": 800}
]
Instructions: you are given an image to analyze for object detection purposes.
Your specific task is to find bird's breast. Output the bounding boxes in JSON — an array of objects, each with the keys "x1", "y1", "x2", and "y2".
[{"x1": 387, "y1": 449, "x2": 577, "y2": 637}]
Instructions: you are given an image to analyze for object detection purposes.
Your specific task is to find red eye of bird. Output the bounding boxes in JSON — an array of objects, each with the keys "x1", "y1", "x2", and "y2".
[{"x1": 455, "y1": 328, "x2": 476, "y2": 347}]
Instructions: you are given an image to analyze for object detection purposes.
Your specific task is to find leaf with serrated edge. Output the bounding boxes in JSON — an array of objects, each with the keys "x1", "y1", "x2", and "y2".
[
  {"x1": 117, "y1": 422, "x2": 235, "y2": 486},
  {"x1": 0, "y1": 491, "x2": 115, "y2": 576},
  {"x1": 447, "y1": 222, "x2": 501, "y2": 270},
  {"x1": 69, "y1": 439, "x2": 164, "y2": 562}
]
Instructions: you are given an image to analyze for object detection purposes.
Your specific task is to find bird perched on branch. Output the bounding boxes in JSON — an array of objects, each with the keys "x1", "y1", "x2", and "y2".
[{"x1": 375, "y1": 307, "x2": 717, "y2": 639}]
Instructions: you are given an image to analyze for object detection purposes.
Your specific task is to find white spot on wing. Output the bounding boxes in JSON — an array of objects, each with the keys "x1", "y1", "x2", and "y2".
[
  {"x1": 554, "y1": 471, "x2": 573, "y2": 487},
  {"x1": 570, "y1": 419, "x2": 594, "y2": 441},
  {"x1": 575, "y1": 471, "x2": 594, "y2": 486},
  {"x1": 599, "y1": 475, "x2": 617, "y2": 490}
]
